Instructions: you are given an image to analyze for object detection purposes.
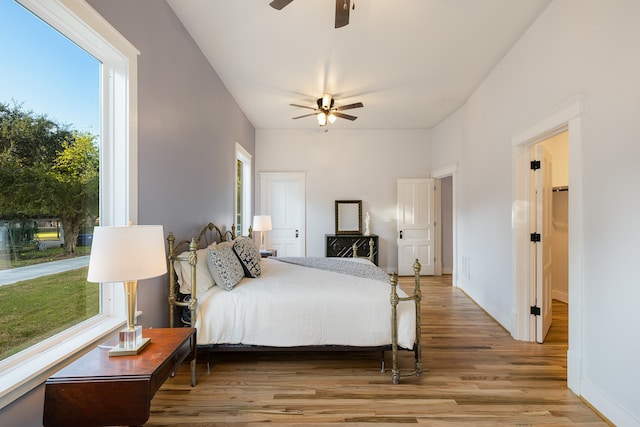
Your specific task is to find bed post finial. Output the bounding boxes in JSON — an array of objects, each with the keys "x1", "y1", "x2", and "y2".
[{"x1": 167, "y1": 232, "x2": 175, "y2": 255}]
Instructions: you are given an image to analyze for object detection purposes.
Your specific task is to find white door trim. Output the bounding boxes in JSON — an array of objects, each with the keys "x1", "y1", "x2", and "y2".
[
  {"x1": 511, "y1": 95, "x2": 585, "y2": 394},
  {"x1": 431, "y1": 165, "x2": 458, "y2": 286}
]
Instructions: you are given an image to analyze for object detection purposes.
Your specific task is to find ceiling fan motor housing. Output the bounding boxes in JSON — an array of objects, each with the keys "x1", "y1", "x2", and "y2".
[{"x1": 318, "y1": 96, "x2": 334, "y2": 110}]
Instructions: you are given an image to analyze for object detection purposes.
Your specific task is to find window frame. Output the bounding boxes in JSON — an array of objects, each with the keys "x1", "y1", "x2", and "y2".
[
  {"x1": 235, "y1": 142, "x2": 252, "y2": 236},
  {"x1": 0, "y1": 0, "x2": 139, "y2": 409}
]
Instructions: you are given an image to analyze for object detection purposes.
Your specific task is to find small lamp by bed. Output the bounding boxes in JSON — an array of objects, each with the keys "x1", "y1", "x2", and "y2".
[
  {"x1": 87, "y1": 223, "x2": 166, "y2": 356},
  {"x1": 252, "y1": 215, "x2": 272, "y2": 251}
]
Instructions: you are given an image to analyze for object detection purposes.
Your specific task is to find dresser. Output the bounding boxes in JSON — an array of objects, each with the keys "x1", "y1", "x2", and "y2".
[{"x1": 325, "y1": 234, "x2": 379, "y2": 266}]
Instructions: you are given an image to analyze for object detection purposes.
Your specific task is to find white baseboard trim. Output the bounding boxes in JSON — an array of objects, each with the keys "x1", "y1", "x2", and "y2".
[
  {"x1": 456, "y1": 282, "x2": 513, "y2": 334},
  {"x1": 581, "y1": 377, "x2": 640, "y2": 427}
]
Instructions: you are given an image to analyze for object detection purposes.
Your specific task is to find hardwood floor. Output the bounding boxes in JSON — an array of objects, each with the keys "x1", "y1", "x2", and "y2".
[{"x1": 147, "y1": 276, "x2": 608, "y2": 426}]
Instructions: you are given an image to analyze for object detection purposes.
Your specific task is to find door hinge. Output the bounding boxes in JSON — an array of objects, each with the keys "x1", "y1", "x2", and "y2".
[
  {"x1": 530, "y1": 233, "x2": 541, "y2": 242},
  {"x1": 530, "y1": 305, "x2": 541, "y2": 316},
  {"x1": 530, "y1": 160, "x2": 541, "y2": 170}
]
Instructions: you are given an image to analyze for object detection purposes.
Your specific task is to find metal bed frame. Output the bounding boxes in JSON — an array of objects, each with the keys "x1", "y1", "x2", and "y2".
[{"x1": 166, "y1": 222, "x2": 422, "y2": 383}]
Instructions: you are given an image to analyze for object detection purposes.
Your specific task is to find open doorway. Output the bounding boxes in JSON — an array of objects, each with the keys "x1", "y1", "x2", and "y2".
[
  {"x1": 538, "y1": 132, "x2": 569, "y2": 344},
  {"x1": 511, "y1": 96, "x2": 585, "y2": 394},
  {"x1": 431, "y1": 166, "x2": 457, "y2": 284}
]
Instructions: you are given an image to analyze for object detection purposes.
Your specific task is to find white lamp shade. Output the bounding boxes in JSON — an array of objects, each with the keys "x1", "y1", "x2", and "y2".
[
  {"x1": 87, "y1": 225, "x2": 167, "y2": 283},
  {"x1": 252, "y1": 215, "x2": 272, "y2": 232}
]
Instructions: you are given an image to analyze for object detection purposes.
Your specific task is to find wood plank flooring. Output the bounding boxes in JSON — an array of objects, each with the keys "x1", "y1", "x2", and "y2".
[{"x1": 147, "y1": 276, "x2": 608, "y2": 426}]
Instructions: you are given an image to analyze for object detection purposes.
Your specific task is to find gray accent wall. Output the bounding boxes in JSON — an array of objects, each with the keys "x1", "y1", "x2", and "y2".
[{"x1": 87, "y1": 0, "x2": 255, "y2": 328}]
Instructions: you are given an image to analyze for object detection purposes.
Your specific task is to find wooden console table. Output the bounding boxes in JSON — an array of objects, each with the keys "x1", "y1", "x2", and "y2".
[{"x1": 43, "y1": 327, "x2": 196, "y2": 427}]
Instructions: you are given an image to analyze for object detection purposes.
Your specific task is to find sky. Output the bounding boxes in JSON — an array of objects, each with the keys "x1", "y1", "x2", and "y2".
[{"x1": 0, "y1": 0, "x2": 100, "y2": 134}]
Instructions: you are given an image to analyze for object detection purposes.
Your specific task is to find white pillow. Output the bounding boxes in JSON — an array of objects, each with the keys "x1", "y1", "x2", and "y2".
[
  {"x1": 206, "y1": 243, "x2": 244, "y2": 291},
  {"x1": 176, "y1": 243, "x2": 216, "y2": 295}
]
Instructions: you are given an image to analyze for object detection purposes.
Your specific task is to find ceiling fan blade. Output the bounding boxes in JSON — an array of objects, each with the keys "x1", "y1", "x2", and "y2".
[
  {"x1": 290, "y1": 103, "x2": 317, "y2": 110},
  {"x1": 270, "y1": 0, "x2": 294, "y2": 10},
  {"x1": 333, "y1": 112, "x2": 358, "y2": 121},
  {"x1": 335, "y1": 102, "x2": 363, "y2": 111},
  {"x1": 292, "y1": 113, "x2": 317, "y2": 120},
  {"x1": 335, "y1": 0, "x2": 350, "y2": 28}
]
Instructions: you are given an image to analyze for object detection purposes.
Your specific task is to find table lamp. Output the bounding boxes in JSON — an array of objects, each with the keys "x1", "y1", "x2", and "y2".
[
  {"x1": 252, "y1": 215, "x2": 272, "y2": 251},
  {"x1": 87, "y1": 224, "x2": 166, "y2": 356}
]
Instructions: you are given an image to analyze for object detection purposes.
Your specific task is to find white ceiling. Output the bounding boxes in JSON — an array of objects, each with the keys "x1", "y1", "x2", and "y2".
[{"x1": 167, "y1": 0, "x2": 551, "y2": 130}]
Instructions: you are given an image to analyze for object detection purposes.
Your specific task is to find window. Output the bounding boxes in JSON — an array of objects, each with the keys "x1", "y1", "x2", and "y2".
[
  {"x1": 0, "y1": 0, "x2": 139, "y2": 409},
  {"x1": 235, "y1": 143, "x2": 252, "y2": 236},
  {"x1": 0, "y1": 0, "x2": 101, "y2": 363}
]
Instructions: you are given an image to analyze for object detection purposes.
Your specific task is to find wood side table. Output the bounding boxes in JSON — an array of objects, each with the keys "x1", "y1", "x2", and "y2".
[{"x1": 43, "y1": 327, "x2": 196, "y2": 427}]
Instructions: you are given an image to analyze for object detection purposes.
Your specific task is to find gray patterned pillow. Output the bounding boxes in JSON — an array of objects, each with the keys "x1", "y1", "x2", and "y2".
[
  {"x1": 233, "y1": 237, "x2": 261, "y2": 278},
  {"x1": 206, "y1": 243, "x2": 245, "y2": 291}
]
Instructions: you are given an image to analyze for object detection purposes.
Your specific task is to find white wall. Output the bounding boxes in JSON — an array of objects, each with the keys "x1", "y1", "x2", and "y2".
[
  {"x1": 431, "y1": 0, "x2": 640, "y2": 425},
  {"x1": 256, "y1": 129, "x2": 431, "y2": 273}
]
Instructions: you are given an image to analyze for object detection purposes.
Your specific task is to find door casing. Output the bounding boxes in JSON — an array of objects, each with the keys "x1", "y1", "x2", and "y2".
[
  {"x1": 431, "y1": 166, "x2": 457, "y2": 282},
  {"x1": 511, "y1": 95, "x2": 585, "y2": 394}
]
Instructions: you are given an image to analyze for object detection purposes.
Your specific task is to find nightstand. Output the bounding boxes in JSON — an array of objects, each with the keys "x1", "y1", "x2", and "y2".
[
  {"x1": 43, "y1": 328, "x2": 196, "y2": 427},
  {"x1": 260, "y1": 249, "x2": 277, "y2": 258}
]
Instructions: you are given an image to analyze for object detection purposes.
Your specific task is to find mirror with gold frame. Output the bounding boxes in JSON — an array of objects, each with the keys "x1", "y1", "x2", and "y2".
[{"x1": 335, "y1": 200, "x2": 362, "y2": 235}]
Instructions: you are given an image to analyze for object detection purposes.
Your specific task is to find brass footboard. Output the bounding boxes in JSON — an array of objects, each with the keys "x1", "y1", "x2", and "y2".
[{"x1": 390, "y1": 259, "x2": 422, "y2": 384}]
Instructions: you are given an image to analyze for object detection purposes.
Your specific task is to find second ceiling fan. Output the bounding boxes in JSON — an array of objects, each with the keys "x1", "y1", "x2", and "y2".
[
  {"x1": 270, "y1": 0, "x2": 355, "y2": 29},
  {"x1": 291, "y1": 94, "x2": 364, "y2": 126}
]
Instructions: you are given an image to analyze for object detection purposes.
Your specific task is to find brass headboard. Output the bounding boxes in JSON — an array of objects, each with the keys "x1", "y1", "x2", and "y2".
[{"x1": 166, "y1": 222, "x2": 253, "y2": 329}]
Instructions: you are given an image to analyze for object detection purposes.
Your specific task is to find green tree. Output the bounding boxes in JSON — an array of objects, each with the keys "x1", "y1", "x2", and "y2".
[
  {"x1": 49, "y1": 132, "x2": 99, "y2": 254},
  {"x1": 0, "y1": 102, "x2": 98, "y2": 255},
  {"x1": 0, "y1": 102, "x2": 69, "y2": 167}
]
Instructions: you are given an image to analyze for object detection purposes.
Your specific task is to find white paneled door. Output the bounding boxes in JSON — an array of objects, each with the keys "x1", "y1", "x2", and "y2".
[
  {"x1": 397, "y1": 178, "x2": 435, "y2": 275},
  {"x1": 259, "y1": 172, "x2": 306, "y2": 257},
  {"x1": 535, "y1": 145, "x2": 553, "y2": 343}
]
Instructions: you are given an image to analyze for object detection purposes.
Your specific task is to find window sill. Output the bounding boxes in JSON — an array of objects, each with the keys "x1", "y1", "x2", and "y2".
[{"x1": 0, "y1": 315, "x2": 125, "y2": 410}]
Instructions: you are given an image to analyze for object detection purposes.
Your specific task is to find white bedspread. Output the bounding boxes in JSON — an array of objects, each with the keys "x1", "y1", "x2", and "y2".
[{"x1": 194, "y1": 257, "x2": 416, "y2": 349}]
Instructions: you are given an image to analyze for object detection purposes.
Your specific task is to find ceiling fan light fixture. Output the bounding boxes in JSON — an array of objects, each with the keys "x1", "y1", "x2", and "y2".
[
  {"x1": 322, "y1": 94, "x2": 332, "y2": 109},
  {"x1": 328, "y1": 113, "x2": 337, "y2": 123},
  {"x1": 317, "y1": 112, "x2": 327, "y2": 126}
]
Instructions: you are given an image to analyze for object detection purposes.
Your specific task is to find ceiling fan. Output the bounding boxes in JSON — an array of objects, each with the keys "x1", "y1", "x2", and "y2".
[
  {"x1": 269, "y1": 0, "x2": 355, "y2": 29},
  {"x1": 290, "y1": 94, "x2": 363, "y2": 126}
]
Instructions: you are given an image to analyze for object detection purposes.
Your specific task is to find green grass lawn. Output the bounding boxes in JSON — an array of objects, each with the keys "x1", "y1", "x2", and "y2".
[{"x1": 0, "y1": 267, "x2": 99, "y2": 361}]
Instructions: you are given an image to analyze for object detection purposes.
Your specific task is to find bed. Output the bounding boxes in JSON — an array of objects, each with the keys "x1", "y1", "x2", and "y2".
[{"x1": 167, "y1": 223, "x2": 422, "y2": 384}]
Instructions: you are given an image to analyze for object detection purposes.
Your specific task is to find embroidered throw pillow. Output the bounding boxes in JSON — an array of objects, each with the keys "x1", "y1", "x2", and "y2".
[
  {"x1": 206, "y1": 243, "x2": 244, "y2": 291},
  {"x1": 233, "y1": 237, "x2": 261, "y2": 278}
]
